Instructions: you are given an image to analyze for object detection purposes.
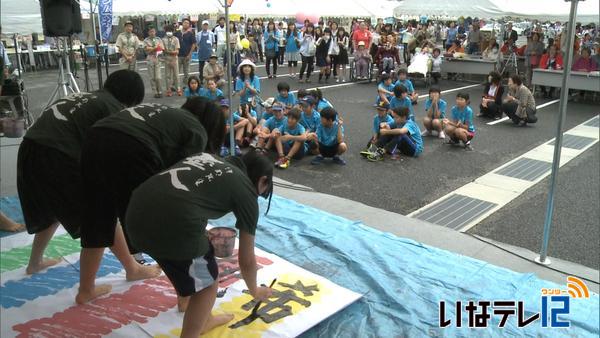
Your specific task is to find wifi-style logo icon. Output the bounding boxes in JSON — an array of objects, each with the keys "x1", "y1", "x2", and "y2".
[{"x1": 566, "y1": 276, "x2": 590, "y2": 299}]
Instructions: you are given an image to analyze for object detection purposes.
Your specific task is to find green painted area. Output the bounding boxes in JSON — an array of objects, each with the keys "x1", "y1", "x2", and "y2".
[{"x1": 0, "y1": 234, "x2": 80, "y2": 272}]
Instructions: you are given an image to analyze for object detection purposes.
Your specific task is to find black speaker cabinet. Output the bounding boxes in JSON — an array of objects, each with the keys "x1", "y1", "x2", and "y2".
[{"x1": 39, "y1": 0, "x2": 82, "y2": 37}]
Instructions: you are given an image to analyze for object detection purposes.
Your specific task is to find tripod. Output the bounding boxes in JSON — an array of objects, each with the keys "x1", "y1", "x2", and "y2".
[
  {"x1": 501, "y1": 48, "x2": 519, "y2": 77},
  {"x1": 44, "y1": 37, "x2": 80, "y2": 109}
]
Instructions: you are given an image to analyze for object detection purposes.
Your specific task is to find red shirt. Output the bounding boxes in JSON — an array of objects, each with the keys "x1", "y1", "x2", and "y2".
[{"x1": 353, "y1": 29, "x2": 372, "y2": 47}]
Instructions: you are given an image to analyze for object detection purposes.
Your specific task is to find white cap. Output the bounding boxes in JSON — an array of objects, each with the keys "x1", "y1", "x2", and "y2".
[{"x1": 202, "y1": 20, "x2": 210, "y2": 26}]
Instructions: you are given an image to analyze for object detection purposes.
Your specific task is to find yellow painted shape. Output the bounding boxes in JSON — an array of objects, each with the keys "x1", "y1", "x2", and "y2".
[{"x1": 153, "y1": 273, "x2": 331, "y2": 338}]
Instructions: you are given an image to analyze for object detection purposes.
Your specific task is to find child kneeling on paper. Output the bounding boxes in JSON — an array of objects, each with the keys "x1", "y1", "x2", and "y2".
[
  {"x1": 443, "y1": 92, "x2": 475, "y2": 151},
  {"x1": 274, "y1": 108, "x2": 308, "y2": 169},
  {"x1": 220, "y1": 99, "x2": 249, "y2": 157},
  {"x1": 422, "y1": 87, "x2": 447, "y2": 138},
  {"x1": 368, "y1": 106, "x2": 424, "y2": 161},
  {"x1": 307, "y1": 107, "x2": 347, "y2": 165}
]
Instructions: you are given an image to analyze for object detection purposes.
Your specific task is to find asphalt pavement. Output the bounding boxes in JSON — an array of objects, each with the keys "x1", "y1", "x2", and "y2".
[{"x1": 5, "y1": 58, "x2": 599, "y2": 269}]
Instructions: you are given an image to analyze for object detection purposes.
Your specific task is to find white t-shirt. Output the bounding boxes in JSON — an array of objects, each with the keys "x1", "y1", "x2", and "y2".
[{"x1": 214, "y1": 25, "x2": 226, "y2": 45}]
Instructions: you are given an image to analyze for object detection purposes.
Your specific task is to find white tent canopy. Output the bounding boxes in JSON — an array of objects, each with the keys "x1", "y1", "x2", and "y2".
[{"x1": 393, "y1": 0, "x2": 599, "y2": 23}]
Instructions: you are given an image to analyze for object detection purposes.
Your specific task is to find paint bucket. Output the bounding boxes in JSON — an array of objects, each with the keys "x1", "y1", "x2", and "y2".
[
  {"x1": 208, "y1": 227, "x2": 237, "y2": 258},
  {"x1": 2, "y1": 118, "x2": 25, "y2": 138}
]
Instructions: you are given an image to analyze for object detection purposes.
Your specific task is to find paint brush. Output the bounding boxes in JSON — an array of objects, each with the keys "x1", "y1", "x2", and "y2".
[{"x1": 250, "y1": 278, "x2": 277, "y2": 317}]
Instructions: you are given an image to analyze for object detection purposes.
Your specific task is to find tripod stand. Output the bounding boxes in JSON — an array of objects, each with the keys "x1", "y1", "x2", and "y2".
[
  {"x1": 501, "y1": 48, "x2": 519, "y2": 77},
  {"x1": 44, "y1": 37, "x2": 80, "y2": 109}
]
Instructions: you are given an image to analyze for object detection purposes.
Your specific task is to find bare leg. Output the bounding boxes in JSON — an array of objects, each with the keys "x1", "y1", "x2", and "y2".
[
  {"x1": 337, "y1": 142, "x2": 348, "y2": 155},
  {"x1": 181, "y1": 282, "x2": 233, "y2": 338},
  {"x1": 274, "y1": 136, "x2": 284, "y2": 157},
  {"x1": 178, "y1": 296, "x2": 190, "y2": 312},
  {"x1": 0, "y1": 212, "x2": 26, "y2": 232},
  {"x1": 286, "y1": 141, "x2": 302, "y2": 159},
  {"x1": 109, "y1": 225, "x2": 161, "y2": 282},
  {"x1": 26, "y1": 222, "x2": 62, "y2": 274},
  {"x1": 77, "y1": 247, "x2": 112, "y2": 304}
]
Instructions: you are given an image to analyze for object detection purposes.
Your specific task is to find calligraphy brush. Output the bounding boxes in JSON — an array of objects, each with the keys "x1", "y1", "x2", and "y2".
[{"x1": 251, "y1": 278, "x2": 277, "y2": 317}]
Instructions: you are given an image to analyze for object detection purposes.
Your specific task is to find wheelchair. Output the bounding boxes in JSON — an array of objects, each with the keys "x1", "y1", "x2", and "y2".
[{"x1": 349, "y1": 58, "x2": 374, "y2": 83}]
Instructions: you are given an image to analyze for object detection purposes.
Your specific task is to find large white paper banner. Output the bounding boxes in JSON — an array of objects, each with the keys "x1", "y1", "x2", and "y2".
[{"x1": 1, "y1": 232, "x2": 361, "y2": 338}]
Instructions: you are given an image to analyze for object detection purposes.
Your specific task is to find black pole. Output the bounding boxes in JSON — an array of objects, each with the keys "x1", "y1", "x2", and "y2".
[
  {"x1": 81, "y1": 45, "x2": 90, "y2": 92},
  {"x1": 104, "y1": 48, "x2": 109, "y2": 78},
  {"x1": 96, "y1": 44, "x2": 103, "y2": 89}
]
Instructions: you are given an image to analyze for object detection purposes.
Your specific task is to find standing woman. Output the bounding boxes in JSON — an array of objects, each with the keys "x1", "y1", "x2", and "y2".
[
  {"x1": 251, "y1": 19, "x2": 264, "y2": 62},
  {"x1": 263, "y1": 21, "x2": 280, "y2": 79},
  {"x1": 524, "y1": 32, "x2": 544, "y2": 87},
  {"x1": 328, "y1": 22, "x2": 340, "y2": 81},
  {"x1": 316, "y1": 28, "x2": 333, "y2": 84},
  {"x1": 335, "y1": 27, "x2": 350, "y2": 82},
  {"x1": 277, "y1": 22, "x2": 286, "y2": 66},
  {"x1": 298, "y1": 23, "x2": 316, "y2": 83},
  {"x1": 285, "y1": 22, "x2": 301, "y2": 78}
]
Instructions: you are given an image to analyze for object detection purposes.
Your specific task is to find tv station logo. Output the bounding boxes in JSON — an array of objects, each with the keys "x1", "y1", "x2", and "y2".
[{"x1": 439, "y1": 276, "x2": 591, "y2": 328}]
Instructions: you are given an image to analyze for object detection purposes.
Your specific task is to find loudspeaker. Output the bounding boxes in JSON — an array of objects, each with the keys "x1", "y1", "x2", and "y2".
[{"x1": 39, "y1": 0, "x2": 82, "y2": 37}]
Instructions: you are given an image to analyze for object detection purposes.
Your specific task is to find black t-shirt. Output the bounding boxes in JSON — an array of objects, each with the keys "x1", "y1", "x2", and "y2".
[
  {"x1": 24, "y1": 91, "x2": 124, "y2": 161},
  {"x1": 93, "y1": 104, "x2": 207, "y2": 168},
  {"x1": 126, "y1": 154, "x2": 259, "y2": 260},
  {"x1": 176, "y1": 30, "x2": 196, "y2": 57}
]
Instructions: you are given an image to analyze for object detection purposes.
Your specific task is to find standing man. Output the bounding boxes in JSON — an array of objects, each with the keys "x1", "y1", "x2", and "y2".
[
  {"x1": 503, "y1": 23, "x2": 518, "y2": 45},
  {"x1": 163, "y1": 26, "x2": 181, "y2": 97},
  {"x1": 196, "y1": 20, "x2": 214, "y2": 85},
  {"x1": 144, "y1": 26, "x2": 164, "y2": 98},
  {"x1": 214, "y1": 17, "x2": 227, "y2": 63},
  {"x1": 352, "y1": 22, "x2": 372, "y2": 51},
  {"x1": 176, "y1": 18, "x2": 196, "y2": 89},
  {"x1": 237, "y1": 17, "x2": 246, "y2": 38},
  {"x1": 467, "y1": 23, "x2": 483, "y2": 54},
  {"x1": 116, "y1": 21, "x2": 141, "y2": 71}
]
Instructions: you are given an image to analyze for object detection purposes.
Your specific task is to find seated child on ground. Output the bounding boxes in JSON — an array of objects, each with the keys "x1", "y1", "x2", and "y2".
[
  {"x1": 200, "y1": 78, "x2": 224, "y2": 101},
  {"x1": 360, "y1": 101, "x2": 394, "y2": 156},
  {"x1": 390, "y1": 84, "x2": 415, "y2": 120},
  {"x1": 443, "y1": 92, "x2": 475, "y2": 151},
  {"x1": 220, "y1": 99, "x2": 249, "y2": 157},
  {"x1": 307, "y1": 107, "x2": 347, "y2": 165},
  {"x1": 369, "y1": 106, "x2": 423, "y2": 161},
  {"x1": 239, "y1": 103, "x2": 258, "y2": 145},
  {"x1": 299, "y1": 95, "x2": 321, "y2": 153},
  {"x1": 395, "y1": 68, "x2": 419, "y2": 104},
  {"x1": 184, "y1": 76, "x2": 202, "y2": 97},
  {"x1": 275, "y1": 82, "x2": 297, "y2": 109},
  {"x1": 377, "y1": 73, "x2": 395, "y2": 105},
  {"x1": 310, "y1": 88, "x2": 334, "y2": 112},
  {"x1": 256, "y1": 103, "x2": 287, "y2": 151},
  {"x1": 274, "y1": 108, "x2": 308, "y2": 169},
  {"x1": 422, "y1": 87, "x2": 447, "y2": 138}
]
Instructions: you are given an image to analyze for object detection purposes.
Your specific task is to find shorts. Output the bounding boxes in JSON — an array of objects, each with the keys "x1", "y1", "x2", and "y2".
[
  {"x1": 17, "y1": 139, "x2": 84, "y2": 238},
  {"x1": 318, "y1": 142, "x2": 339, "y2": 158},
  {"x1": 80, "y1": 127, "x2": 163, "y2": 251},
  {"x1": 154, "y1": 244, "x2": 218, "y2": 297},
  {"x1": 283, "y1": 142, "x2": 306, "y2": 159}
]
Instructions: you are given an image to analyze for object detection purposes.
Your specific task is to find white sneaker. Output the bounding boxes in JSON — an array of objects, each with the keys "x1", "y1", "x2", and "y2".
[
  {"x1": 336, "y1": 78, "x2": 340, "y2": 83},
  {"x1": 432, "y1": 130, "x2": 439, "y2": 137},
  {"x1": 439, "y1": 131, "x2": 446, "y2": 139},
  {"x1": 421, "y1": 130, "x2": 431, "y2": 137}
]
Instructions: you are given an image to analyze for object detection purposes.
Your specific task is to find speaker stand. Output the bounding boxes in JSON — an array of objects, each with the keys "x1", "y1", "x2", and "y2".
[{"x1": 44, "y1": 37, "x2": 80, "y2": 109}]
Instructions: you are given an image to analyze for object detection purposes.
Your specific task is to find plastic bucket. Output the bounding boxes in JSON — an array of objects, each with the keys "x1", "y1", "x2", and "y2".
[
  {"x1": 85, "y1": 45, "x2": 96, "y2": 57},
  {"x1": 207, "y1": 227, "x2": 237, "y2": 258},
  {"x1": 2, "y1": 118, "x2": 25, "y2": 138}
]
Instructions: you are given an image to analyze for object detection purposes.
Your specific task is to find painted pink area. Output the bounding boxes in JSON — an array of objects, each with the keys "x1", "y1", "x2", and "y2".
[{"x1": 13, "y1": 277, "x2": 177, "y2": 337}]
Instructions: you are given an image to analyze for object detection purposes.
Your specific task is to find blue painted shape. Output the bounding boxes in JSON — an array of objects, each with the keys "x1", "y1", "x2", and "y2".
[
  {"x1": 1, "y1": 254, "x2": 123, "y2": 308},
  {"x1": 210, "y1": 195, "x2": 600, "y2": 338}
]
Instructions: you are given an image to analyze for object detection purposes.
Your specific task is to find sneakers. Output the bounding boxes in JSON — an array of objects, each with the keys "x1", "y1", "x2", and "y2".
[
  {"x1": 464, "y1": 141, "x2": 473, "y2": 151},
  {"x1": 332, "y1": 155, "x2": 346, "y2": 165},
  {"x1": 360, "y1": 144, "x2": 377, "y2": 157},
  {"x1": 439, "y1": 131, "x2": 446, "y2": 139},
  {"x1": 275, "y1": 156, "x2": 290, "y2": 169},
  {"x1": 311, "y1": 155, "x2": 325, "y2": 165},
  {"x1": 234, "y1": 145, "x2": 242, "y2": 156},
  {"x1": 220, "y1": 146, "x2": 230, "y2": 157},
  {"x1": 367, "y1": 148, "x2": 385, "y2": 162},
  {"x1": 421, "y1": 130, "x2": 431, "y2": 137}
]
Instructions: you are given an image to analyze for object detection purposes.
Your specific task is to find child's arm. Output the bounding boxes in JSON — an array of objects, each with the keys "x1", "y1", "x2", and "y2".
[
  {"x1": 380, "y1": 126, "x2": 408, "y2": 136},
  {"x1": 336, "y1": 124, "x2": 344, "y2": 143},
  {"x1": 280, "y1": 132, "x2": 307, "y2": 143}
]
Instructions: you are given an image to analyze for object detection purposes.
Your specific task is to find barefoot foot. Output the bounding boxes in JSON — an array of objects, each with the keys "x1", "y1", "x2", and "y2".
[
  {"x1": 178, "y1": 296, "x2": 190, "y2": 312},
  {"x1": 26, "y1": 258, "x2": 62, "y2": 274},
  {"x1": 0, "y1": 222, "x2": 26, "y2": 232},
  {"x1": 125, "y1": 264, "x2": 162, "y2": 282},
  {"x1": 76, "y1": 284, "x2": 112, "y2": 304},
  {"x1": 201, "y1": 314, "x2": 235, "y2": 334}
]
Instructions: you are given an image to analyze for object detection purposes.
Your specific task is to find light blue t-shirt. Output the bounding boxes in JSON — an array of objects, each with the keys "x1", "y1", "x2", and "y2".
[
  {"x1": 264, "y1": 115, "x2": 287, "y2": 131},
  {"x1": 199, "y1": 88, "x2": 224, "y2": 101},
  {"x1": 401, "y1": 119, "x2": 423, "y2": 157},
  {"x1": 280, "y1": 122, "x2": 308, "y2": 152},
  {"x1": 300, "y1": 109, "x2": 321, "y2": 132},
  {"x1": 424, "y1": 98, "x2": 447, "y2": 119},
  {"x1": 451, "y1": 106, "x2": 475, "y2": 133},
  {"x1": 184, "y1": 88, "x2": 202, "y2": 97},
  {"x1": 263, "y1": 30, "x2": 281, "y2": 51},
  {"x1": 317, "y1": 121, "x2": 342, "y2": 146},
  {"x1": 373, "y1": 114, "x2": 394, "y2": 134},
  {"x1": 394, "y1": 79, "x2": 415, "y2": 94},
  {"x1": 235, "y1": 76, "x2": 261, "y2": 104},
  {"x1": 390, "y1": 96, "x2": 415, "y2": 121},
  {"x1": 225, "y1": 112, "x2": 242, "y2": 126},
  {"x1": 261, "y1": 111, "x2": 274, "y2": 122},
  {"x1": 285, "y1": 31, "x2": 301, "y2": 53},
  {"x1": 377, "y1": 82, "x2": 395, "y2": 103},
  {"x1": 276, "y1": 92, "x2": 297, "y2": 108},
  {"x1": 317, "y1": 99, "x2": 333, "y2": 112}
]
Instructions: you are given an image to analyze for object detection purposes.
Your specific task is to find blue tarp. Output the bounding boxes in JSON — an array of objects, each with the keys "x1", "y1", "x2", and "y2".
[
  {"x1": 0, "y1": 196, "x2": 25, "y2": 238},
  {"x1": 211, "y1": 195, "x2": 599, "y2": 338}
]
